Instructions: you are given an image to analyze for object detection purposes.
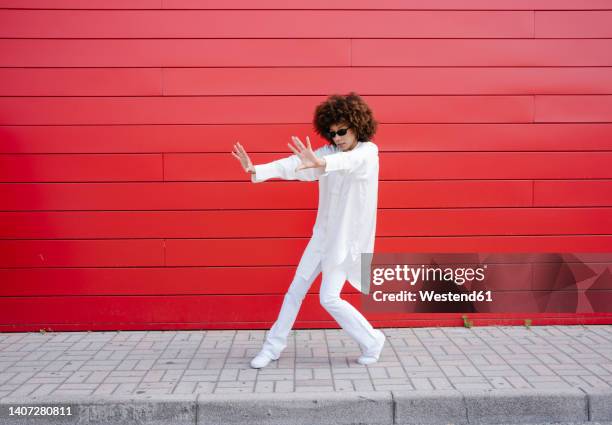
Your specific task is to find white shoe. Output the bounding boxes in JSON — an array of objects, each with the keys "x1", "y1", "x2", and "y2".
[
  {"x1": 250, "y1": 351, "x2": 279, "y2": 369},
  {"x1": 357, "y1": 330, "x2": 386, "y2": 365}
]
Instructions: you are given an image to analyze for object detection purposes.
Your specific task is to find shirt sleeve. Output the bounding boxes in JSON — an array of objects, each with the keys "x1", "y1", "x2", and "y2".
[
  {"x1": 251, "y1": 144, "x2": 331, "y2": 183},
  {"x1": 321, "y1": 141, "x2": 378, "y2": 176}
]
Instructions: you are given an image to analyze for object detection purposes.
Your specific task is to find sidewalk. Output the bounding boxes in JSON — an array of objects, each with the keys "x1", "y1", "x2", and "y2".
[{"x1": 1, "y1": 325, "x2": 611, "y2": 424}]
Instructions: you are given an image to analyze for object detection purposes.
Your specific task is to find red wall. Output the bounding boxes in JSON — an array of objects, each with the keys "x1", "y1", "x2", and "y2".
[{"x1": 1, "y1": 1, "x2": 611, "y2": 332}]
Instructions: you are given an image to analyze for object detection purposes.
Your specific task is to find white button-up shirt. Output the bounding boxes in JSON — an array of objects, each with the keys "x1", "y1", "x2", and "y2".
[{"x1": 251, "y1": 140, "x2": 379, "y2": 293}]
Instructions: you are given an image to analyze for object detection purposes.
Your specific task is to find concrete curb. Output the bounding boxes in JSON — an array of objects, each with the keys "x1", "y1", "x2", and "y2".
[
  {"x1": 0, "y1": 388, "x2": 611, "y2": 424},
  {"x1": 197, "y1": 390, "x2": 392, "y2": 425},
  {"x1": 394, "y1": 389, "x2": 467, "y2": 424},
  {"x1": 460, "y1": 388, "x2": 587, "y2": 424},
  {"x1": 587, "y1": 388, "x2": 612, "y2": 422}
]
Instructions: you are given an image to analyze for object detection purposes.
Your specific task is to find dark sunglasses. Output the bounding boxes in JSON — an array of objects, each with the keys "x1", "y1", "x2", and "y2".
[{"x1": 326, "y1": 127, "x2": 350, "y2": 139}]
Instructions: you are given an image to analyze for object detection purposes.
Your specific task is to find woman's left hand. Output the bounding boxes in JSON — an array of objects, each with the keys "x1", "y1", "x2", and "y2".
[{"x1": 288, "y1": 136, "x2": 325, "y2": 171}]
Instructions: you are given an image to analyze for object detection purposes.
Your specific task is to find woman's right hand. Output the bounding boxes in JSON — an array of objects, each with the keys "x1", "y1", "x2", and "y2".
[{"x1": 232, "y1": 141, "x2": 255, "y2": 174}]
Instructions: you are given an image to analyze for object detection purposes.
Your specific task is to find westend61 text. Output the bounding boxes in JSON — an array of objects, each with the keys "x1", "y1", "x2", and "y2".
[{"x1": 371, "y1": 290, "x2": 493, "y2": 302}]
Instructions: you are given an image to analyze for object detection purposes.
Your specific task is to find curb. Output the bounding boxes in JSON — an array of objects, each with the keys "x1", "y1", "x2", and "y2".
[{"x1": 0, "y1": 388, "x2": 611, "y2": 424}]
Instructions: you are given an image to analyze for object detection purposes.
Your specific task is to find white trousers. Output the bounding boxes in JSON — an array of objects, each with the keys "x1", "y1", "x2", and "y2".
[{"x1": 260, "y1": 258, "x2": 381, "y2": 359}]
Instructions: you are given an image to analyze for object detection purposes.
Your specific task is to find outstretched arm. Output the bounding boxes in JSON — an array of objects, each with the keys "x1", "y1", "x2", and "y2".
[
  {"x1": 245, "y1": 138, "x2": 330, "y2": 183},
  {"x1": 289, "y1": 136, "x2": 378, "y2": 176}
]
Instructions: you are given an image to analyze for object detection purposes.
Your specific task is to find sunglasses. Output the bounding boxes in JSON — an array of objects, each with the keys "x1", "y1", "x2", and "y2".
[{"x1": 326, "y1": 127, "x2": 350, "y2": 139}]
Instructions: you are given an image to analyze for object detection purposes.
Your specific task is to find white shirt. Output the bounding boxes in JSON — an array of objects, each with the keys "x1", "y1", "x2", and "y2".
[{"x1": 251, "y1": 140, "x2": 379, "y2": 293}]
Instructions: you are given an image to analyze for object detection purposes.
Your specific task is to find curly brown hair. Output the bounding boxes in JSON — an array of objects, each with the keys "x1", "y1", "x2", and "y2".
[{"x1": 312, "y1": 92, "x2": 378, "y2": 145}]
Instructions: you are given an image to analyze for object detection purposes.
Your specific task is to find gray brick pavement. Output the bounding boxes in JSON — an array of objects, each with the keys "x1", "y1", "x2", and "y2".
[{"x1": 0, "y1": 325, "x2": 611, "y2": 399}]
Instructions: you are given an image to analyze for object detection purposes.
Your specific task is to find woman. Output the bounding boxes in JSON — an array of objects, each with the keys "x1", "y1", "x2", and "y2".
[{"x1": 231, "y1": 92, "x2": 385, "y2": 368}]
